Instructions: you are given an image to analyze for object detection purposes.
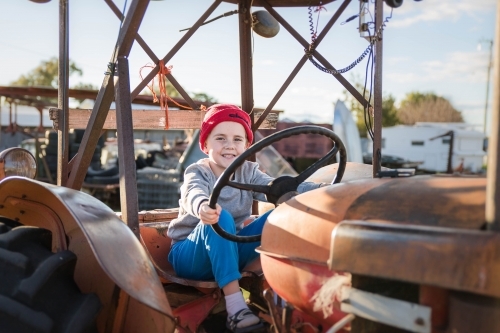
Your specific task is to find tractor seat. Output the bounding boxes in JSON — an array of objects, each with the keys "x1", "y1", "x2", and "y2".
[{"x1": 140, "y1": 221, "x2": 260, "y2": 289}]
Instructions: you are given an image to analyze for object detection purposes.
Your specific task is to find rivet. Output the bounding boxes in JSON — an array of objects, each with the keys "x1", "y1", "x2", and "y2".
[{"x1": 415, "y1": 318, "x2": 425, "y2": 326}]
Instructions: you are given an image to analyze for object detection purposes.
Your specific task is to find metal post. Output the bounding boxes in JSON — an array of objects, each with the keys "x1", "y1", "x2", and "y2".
[
  {"x1": 57, "y1": 0, "x2": 70, "y2": 186},
  {"x1": 486, "y1": 1, "x2": 500, "y2": 231},
  {"x1": 115, "y1": 56, "x2": 140, "y2": 239},
  {"x1": 372, "y1": 0, "x2": 383, "y2": 177},
  {"x1": 239, "y1": 0, "x2": 254, "y2": 122},
  {"x1": 484, "y1": 40, "x2": 494, "y2": 135}
]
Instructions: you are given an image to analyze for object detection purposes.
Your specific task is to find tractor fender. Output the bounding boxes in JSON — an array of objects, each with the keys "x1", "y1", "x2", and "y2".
[{"x1": 0, "y1": 177, "x2": 173, "y2": 322}]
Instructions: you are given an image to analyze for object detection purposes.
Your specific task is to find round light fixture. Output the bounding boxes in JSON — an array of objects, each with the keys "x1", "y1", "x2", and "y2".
[
  {"x1": 252, "y1": 10, "x2": 280, "y2": 38},
  {"x1": 0, "y1": 148, "x2": 37, "y2": 180}
]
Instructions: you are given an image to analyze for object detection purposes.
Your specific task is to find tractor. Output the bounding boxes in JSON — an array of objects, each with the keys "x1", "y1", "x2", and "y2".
[{"x1": 1, "y1": 0, "x2": 499, "y2": 333}]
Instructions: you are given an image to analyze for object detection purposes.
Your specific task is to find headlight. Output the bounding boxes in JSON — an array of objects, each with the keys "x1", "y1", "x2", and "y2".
[{"x1": 0, "y1": 148, "x2": 37, "y2": 180}]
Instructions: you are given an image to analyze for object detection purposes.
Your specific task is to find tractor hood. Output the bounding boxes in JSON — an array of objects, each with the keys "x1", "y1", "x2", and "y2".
[{"x1": 260, "y1": 170, "x2": 486, "y2": 266}]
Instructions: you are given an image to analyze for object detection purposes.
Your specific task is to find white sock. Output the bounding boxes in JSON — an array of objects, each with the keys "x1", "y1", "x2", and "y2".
[{"x1": 225, "y1": 292, "x2": 248, "y2": 317}]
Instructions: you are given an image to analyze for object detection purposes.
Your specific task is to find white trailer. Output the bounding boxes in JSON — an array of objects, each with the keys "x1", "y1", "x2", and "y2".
[{"x1": 370, "y1": 123, "x2": 486, "y2": 173}]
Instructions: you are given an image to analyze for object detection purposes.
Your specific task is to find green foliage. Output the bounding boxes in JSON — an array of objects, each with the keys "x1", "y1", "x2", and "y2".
[
  {"x1": 190, "y1": 92, "x2": 218, "y2": 104},
  {"x1": 341, "y1": 77, "x2": 400, "y2": 138},
  {"x1": 341, "y1": 78, "x2": 464, "y2": 135},
  {"x1": 10, "y1": 57, "x2": 83, "y2": 88},
  {"x1": 397, "y1": 91, "x2": 464, "y2": 124}
]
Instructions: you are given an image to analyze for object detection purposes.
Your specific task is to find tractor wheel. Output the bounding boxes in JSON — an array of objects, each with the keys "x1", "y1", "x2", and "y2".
[{"x1": 0, "y1": 218, "x2": 101, "y2": 333}]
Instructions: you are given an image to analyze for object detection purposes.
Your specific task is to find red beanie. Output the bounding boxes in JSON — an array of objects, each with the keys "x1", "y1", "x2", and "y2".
[{"x1": 199, "y1": 104, "x2": 254, "y2": 150}]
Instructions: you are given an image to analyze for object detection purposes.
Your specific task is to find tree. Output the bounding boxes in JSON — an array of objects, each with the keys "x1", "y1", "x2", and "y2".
[
  {"x1": 342, "y1": 78, "x2": 400, "y2": 138},
  {"x1": 397, "y1": 92, "x2": 463, "y2": 125},
  {"x1": 10, "y1": 57, "x2": 84, "y2": 88},
  {"x1": 190, "y1": 92, "x2": 217, "y2": 104}
]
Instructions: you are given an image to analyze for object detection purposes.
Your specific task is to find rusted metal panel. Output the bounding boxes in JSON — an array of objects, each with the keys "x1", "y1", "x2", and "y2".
[
  {"x1": 172, "y1": 290, "x2": 222, "y2": 333},
  {"x1": 329, "y1": 221, "x2": 500, "y2": 298},
  {"x1": 261, "y1": 174, "x2": 486, "y2": 267},
  {"x1": 448, "y1": 291, "x2": 500, "y2": 332},
  {"x1": 261, "y1": 176, "x2": 384, "y2": 264},
  {"x1": 344, "y1": 175, "x2": 486, "y2": 230},
  {"x1": 0, "y1": 177, "x2": 174, "y2": 326},
  {"x1": 259, "y1": 254, "x2": 349, "y2": 330}
]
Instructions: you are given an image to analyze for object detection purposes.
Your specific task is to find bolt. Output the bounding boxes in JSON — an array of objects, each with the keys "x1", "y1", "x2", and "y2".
[
  {"x1": 415, "y1": 317, "x2": 425, "y2": 326},
  {"x1": 20, "y1": 210, "x2": 25, "y2": 215}
]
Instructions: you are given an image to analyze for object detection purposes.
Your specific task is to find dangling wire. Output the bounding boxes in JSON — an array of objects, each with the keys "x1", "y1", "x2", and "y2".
[{"x1": 305, "y1": 6, "x2": 393, "y2": 76}]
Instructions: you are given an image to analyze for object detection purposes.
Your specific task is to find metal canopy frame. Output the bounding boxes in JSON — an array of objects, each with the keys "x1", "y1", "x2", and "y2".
[{"x1": 56, "y1": 0, "x2": 385, "y2": 233}]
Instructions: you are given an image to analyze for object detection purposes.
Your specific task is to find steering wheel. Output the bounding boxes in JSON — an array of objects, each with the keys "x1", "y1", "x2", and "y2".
[{"x1": 208, "y1": 125, "x2": 347, "y2": 243}]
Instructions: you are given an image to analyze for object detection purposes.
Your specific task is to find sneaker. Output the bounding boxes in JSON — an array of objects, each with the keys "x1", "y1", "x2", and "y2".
[{"x1": 226, "y1": 308, "x2": 264, "y2": 333}]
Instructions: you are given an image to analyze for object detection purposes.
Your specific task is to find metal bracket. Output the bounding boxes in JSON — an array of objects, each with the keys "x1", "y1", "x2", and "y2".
[
  {"x1": 341, "y1": 287, "x2": 431, "y2": 333},
  {"x1": 48, "y1": 107, "x2": 61, "y2": 131}
]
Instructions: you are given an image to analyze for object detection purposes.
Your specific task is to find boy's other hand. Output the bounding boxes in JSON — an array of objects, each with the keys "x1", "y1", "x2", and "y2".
[{"x1": 199, "y1": 202, "x2": 222, "y2": 225}]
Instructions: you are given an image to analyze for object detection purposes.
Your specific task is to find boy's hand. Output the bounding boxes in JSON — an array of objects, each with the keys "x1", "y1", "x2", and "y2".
[{"x1": 199, "y1": 202, "x2": 222, "y2": 225}]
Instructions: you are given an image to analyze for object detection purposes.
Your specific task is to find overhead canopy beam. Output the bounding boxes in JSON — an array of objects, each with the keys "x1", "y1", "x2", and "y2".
[
  {"x1": 0, "y1": 86, "x2": 204, "y2": 109},
  {"x1": 50, "y1": 108, "x2": 280, "y2": 130}
]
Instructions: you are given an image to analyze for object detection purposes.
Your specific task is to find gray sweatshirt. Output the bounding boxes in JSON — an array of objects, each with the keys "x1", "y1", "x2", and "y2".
[{"x1": 167, "y1": 158, "x2": 323, "y2": 244}]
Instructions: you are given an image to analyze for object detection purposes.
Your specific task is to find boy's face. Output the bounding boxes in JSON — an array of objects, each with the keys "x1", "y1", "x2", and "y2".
[{"x1": 203, "y1": 121, "x2": 250, "y2": 177}]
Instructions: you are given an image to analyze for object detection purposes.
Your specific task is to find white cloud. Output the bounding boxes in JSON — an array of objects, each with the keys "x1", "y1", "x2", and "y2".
[
  {"x1": 386, "y1": 51, "x2": 489, "y2": 84},
  {"x1": 390, "y1": 0, "x2": 497, "y2": 28},
  {"x1": 259, "y1": 60, "x2": 276, "y2": 66}
]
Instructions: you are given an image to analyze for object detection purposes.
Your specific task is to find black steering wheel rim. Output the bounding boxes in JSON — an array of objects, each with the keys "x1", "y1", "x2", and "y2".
[{"x1": 209, "y1": 125, "x2": 347, "y2": 243}]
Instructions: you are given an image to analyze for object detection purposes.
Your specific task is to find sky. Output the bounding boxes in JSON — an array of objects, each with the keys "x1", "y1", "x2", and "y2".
[{"x1": 0, "y1": 0, "x2": 497, "y2": 133}]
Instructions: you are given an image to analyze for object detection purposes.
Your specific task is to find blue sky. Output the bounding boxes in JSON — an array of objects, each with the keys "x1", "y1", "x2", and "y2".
[{"x1": 0, "y1": 0, "x2": 497, "y2": 132}]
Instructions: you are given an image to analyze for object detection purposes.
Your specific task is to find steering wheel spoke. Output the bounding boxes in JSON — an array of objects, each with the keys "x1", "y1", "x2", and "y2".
[
  {"x1": 228, "y1": 181, "x2": 271, "y2": 195},
  {"x1": 294, "y1": 145, "x2": 339, "y2": 183}
]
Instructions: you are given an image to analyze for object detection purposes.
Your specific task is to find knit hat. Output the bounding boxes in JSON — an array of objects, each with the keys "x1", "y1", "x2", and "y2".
[{"x1": 199, "y1": 104, "x2": 254, "y2": 150}]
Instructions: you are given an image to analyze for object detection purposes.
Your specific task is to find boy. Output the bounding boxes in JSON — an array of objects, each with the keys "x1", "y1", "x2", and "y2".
[{"x1": 167, "y1": 104, "x2": 325, "y2": 332}]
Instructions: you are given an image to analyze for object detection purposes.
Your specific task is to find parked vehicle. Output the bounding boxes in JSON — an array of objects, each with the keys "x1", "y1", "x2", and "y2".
[{"x1": 367, "y1": 123, "x2": 486, "y2": 173}]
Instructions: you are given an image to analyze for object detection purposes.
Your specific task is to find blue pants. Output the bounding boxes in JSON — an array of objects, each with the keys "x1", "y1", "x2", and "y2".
[{"x1": 168, "y1": 209, "x2": 272, "y2": 288}]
